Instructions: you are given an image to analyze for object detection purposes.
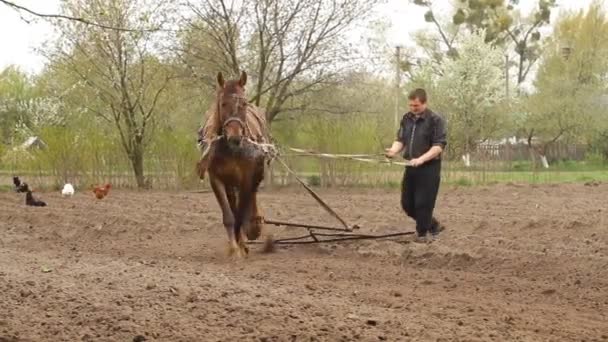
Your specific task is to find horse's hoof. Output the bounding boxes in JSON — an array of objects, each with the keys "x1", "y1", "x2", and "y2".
[
  {"x1": 238, "y1": 241, "x2": 249, "y2": 255},
  {"x1": 246, "y1": 227, "x2": 261, "y2": 241},
  {"x1": 226, "y1": 242, "x2": 242, "y2": 258},
  {"x1": 246, "y1": 217, "x2": 263, "y2": 240},
  {"x1": 229, "y1": 248, "x2": 243, "y2": 260}
]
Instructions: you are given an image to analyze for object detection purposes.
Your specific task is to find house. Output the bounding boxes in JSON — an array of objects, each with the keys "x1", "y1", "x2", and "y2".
[{"x1": 16, "y1": 136, "x2": 47, "y2": 150}]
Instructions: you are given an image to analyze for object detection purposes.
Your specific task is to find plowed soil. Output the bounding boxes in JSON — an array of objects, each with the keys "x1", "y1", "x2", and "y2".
[{"x1": 1, "y1": 183, "x2": 607, "y2": 341}]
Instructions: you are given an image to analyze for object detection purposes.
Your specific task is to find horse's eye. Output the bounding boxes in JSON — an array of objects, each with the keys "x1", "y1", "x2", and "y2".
[{"x1": 222, "y1": 102, "x2": 228, "y2": 107}]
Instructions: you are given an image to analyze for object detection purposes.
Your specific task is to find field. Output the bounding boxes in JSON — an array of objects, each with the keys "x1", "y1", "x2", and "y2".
[{"x1": 1, "y1": 183, "x2": 607, "y2": 341}]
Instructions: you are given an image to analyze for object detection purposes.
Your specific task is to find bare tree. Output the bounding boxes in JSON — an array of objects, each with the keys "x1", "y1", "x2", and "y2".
[
  {"x1": 47, "y1": 0, "x2": 176, "y2": 188},
  {"x1": 181, "y1": 0, "x2": 380, "y2": 123}
]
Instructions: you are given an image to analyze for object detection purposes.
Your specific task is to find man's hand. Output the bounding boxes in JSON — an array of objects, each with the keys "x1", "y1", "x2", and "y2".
[
  {"x1": 409, "y1": 158, "x2": 424, "y2": 167},
  {"x1": 385, "y1": 141, "x2": 404, "y2": 159},
  {"x1": 384, "y1": 148, "x2": 398, "y2": 159},
  {"x1": 410, "y1": 146, "x2": 443, "y2": 167}
]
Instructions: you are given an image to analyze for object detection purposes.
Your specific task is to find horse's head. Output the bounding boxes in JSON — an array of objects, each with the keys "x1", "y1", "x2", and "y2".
[{"x1": 216, "y1": 71, "x2": 248, "y2": 147}]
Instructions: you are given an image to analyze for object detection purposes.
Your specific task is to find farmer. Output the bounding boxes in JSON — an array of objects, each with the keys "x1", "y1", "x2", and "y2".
[{"x1": 385, "y1": 88, "x2": 447, "y2": 242}]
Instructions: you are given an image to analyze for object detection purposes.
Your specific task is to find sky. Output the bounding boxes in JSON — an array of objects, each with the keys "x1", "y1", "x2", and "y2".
[{"x1": 0, "y1": 0, "x2": 598, "y2": 74}]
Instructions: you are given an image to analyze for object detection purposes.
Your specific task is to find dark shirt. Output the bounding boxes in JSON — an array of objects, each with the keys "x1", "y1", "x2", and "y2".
[{"x1": 396, "y1": 108, "x2": 447, "y2": 160}]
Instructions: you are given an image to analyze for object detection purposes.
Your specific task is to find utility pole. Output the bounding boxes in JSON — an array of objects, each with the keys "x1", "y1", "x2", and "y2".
[
  {"x1": 394, "y1": 45, "x2": 402, "y2": 129},
  {"x1": 505, "y1": 53, "x2": 510, "y2": 105}
]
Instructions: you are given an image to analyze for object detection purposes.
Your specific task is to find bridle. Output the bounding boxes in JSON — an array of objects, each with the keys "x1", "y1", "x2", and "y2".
[
  {"x1": 199, "y1": 91, "x2": 278, "y2": 162},
  {"x1": 220, "y1": 93, "x2": 248, "y2": 134}
]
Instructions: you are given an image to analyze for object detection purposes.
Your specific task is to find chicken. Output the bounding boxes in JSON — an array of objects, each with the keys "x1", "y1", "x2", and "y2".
[
  {"x1": 93, "y1": 183, "x2": 111, "y2": 199},
  {"x1": 25, "y1": 190, "x2": 47, "y2": 207},
  {"x1": 61, "y1": 183, "x2": 75, "y2": 197},
  {"x1": 13, "y1": 176, "x2": 29, "y2": 193}
]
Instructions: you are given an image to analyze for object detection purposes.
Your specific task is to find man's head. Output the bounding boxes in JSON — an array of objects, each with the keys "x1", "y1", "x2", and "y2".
[{"x1": 408, "y1": 88, "x2": 428, "y2": 115}]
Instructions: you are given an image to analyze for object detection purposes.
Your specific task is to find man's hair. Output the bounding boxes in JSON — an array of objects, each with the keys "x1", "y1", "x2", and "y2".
[{"x1": 408, "y1": 88, "x2": 427, "y2": 103}]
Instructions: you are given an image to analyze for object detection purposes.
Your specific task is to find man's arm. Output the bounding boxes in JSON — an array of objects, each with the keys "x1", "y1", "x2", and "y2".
[
  {"x1": 414, "y1": 145, "x2": 443, "y2": 164},
  {"x1": 386, "y1": 116, "x2": 407, "y2": 158}
]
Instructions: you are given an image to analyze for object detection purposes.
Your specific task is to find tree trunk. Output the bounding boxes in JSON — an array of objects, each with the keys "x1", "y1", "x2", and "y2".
[
  {"x1": 462, "y1": 153, "x2": 471, "y2": 167},
  {"x1": 538, "y1": 145, "x2": 550, "y2": 169},
  {"x1": 130, "y1": 147, "x2": 146, "y2": 189},
  {"x1": 540, "y1": 154, "x2": 549, "y2": 169}
]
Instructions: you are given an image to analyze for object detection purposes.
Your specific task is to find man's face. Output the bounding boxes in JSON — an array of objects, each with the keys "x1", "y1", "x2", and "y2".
[{"x1": 409, "y1": 98, "x2": 426, "y2": 115}]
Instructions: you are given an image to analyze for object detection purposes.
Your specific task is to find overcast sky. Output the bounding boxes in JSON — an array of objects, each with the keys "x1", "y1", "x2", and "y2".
[{"x1": 0, "y1": 0, "x2": 597, "y2": 74}]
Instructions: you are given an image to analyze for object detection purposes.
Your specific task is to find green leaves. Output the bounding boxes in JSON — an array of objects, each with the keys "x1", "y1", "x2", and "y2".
[
  {"x1": 521, "y1": 3, "x2": 608, "y2": 149},
  {"x1": 453, "y1": 9, "x2": 466, "y2": 25},
  {"x1": 531, "y1": 31, "x2": 541, "y2": 42},
  {"x1": 445, "y1": 0, "x2": 557, "y2": 84}
]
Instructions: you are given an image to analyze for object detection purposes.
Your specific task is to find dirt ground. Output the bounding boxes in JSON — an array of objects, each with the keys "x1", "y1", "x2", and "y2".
[{"x1": 1, "y1": 182, "x2": 607, "y2": 342}]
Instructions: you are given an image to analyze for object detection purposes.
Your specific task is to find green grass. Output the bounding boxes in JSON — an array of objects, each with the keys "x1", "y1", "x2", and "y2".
[{"x1": 442, "y1": 170, "x2": 608, "y2": 184}]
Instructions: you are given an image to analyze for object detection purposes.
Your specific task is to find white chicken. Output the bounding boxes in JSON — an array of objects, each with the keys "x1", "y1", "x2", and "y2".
[{"x1": 61, "y1": 183, "x2": 75, "y2": 197}]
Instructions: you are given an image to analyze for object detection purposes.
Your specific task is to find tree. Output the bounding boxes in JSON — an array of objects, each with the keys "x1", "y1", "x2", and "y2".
[
  {"x1": 412, "y1": 0, "x2": 557, "y2": 87},
  {"x1": 180, "y1": 0, "x2": 380, "y2": 124},
  {"x1": 451, "y1": 0, "x2": 557, "y2": 86},
  {"x1": 410, "y1": 0, "x2": 461, "y2": 59},
  {"x1": 0, "y1": 66, "x2": 33, "y2": 144},
  {"x1": 47, "y1": 0, "x2": 177, "y2": 188},
  {"x1": 0, "y1": 66, "x2": 63, "y2": 145},
  {"x1": 521, "y1": 2, "x2": 608, "y2": 167},
  {"x1": 411, "y1": 30, "x2": 507, "y2": 163}
]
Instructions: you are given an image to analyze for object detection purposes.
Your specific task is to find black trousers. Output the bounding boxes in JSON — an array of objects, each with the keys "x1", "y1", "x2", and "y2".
[{"x1": 401, "y1": 159, "x2": 441, "y2": 236}]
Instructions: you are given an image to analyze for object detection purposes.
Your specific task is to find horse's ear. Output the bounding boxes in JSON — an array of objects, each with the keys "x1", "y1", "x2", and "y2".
[
  {"x1": 217, "y1": 72, "x2": 225, "y2": 88},
  {"x1": 239, "y1": 71, "x2": 247, "y2": 87}
]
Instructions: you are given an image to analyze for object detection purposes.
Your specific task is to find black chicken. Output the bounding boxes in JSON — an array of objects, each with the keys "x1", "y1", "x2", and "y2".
[
  {"x1": 13, "y1": 177, "x2": 29, "y2": 193},
  {"x1": 25, "y1": 191, "x2": 47, "y2": 207}
]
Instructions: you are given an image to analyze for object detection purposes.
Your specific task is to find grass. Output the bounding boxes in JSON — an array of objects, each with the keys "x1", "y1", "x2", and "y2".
[{"x1": 443, "y1": 170, "x2": 608, "y2": 184}]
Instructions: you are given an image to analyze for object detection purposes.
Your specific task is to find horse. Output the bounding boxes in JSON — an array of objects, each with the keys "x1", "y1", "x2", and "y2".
[{"x1": 201, "y1": 71, "x2": 271, "y2": 258}]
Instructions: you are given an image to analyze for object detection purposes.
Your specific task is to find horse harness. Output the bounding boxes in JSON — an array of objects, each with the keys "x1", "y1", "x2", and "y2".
[{"x1": 200, "y1": 93, "x2": 278, "y2": 162}]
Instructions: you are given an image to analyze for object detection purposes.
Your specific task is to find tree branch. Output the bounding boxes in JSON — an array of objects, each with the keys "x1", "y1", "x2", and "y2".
[{"x1": 0, "y1": 0, "x2": 161, "y2": 32}]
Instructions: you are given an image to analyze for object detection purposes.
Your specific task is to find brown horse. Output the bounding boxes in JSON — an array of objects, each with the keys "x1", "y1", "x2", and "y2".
[{"x1": 203, "y1": 71, "x2": 269, "y2": 258}]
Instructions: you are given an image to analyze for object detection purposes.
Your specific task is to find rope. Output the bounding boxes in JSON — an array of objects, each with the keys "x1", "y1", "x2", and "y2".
[{"x1": 287, "y1": 147, "x2": 411, "y2": 166}]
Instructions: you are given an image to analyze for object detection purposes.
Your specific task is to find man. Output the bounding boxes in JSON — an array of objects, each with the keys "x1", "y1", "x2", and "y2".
[{"x1": 385, "y1": 88, "x2": 447, "y2": 242}]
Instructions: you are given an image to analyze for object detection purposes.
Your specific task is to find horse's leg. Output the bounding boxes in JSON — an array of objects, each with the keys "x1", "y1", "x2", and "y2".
[
  {"x1": 242, "y1": 161, "x2": 265, "y2": 241},
  {"x1": 226, "y1": 186, "x2": 245, "y2": 250},
  {"x1": 253, "y1": 164, "x2": 274, "y2": 251},
  {"x1": 209, "y1": 175, "x2": 240, "y2": 257},
  {"x1": 245, "y1": 190, "x2": 263, "y2": 240},
  {"x1": 234, "y1": 180, "x2": 254, "y2": 256},
  {"x1": 226, "y1": 186, "x2": 238, "y2": 217}
]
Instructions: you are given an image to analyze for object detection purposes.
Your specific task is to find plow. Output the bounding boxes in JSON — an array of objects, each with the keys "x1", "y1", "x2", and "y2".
[{"x1": 249, "y1": 148, "x2": 416, "y2": 246}]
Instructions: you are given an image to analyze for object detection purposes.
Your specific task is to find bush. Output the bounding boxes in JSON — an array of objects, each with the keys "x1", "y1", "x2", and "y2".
[
  {"x1": 585, "y1": 151, "x2": 606, "y2": 166},
  {"x1": 453, "y1": 177, "x2": 473, "y2": 186},
  {"x1": 307, "y1": 175, "x2": 321, "y2": 186}
]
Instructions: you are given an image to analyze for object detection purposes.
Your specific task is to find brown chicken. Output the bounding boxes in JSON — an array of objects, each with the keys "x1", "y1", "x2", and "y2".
[{"x1": 93, "y1": 183, "x2": 111, "y2": 199}]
